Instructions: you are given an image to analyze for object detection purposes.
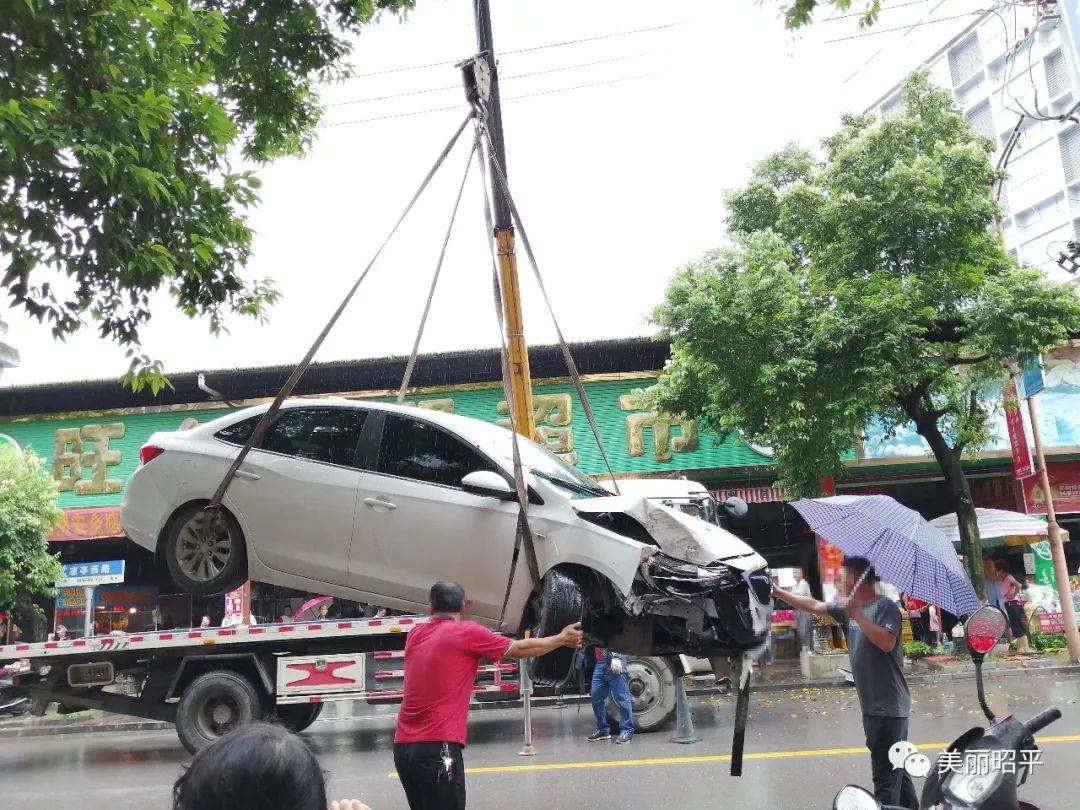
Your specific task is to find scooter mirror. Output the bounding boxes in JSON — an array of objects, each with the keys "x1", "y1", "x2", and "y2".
[
  {"x1": 965, "y1": 605, "x2": 1008, "y2": 660},
  {"x1": 833, "y1": 785, "x2": 880, "y2": 810}
]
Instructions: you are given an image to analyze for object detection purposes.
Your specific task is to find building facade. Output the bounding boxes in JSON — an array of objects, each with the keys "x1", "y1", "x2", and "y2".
[{"x1": 862, "y1": 3, "x2": 1080, "y2": 282}]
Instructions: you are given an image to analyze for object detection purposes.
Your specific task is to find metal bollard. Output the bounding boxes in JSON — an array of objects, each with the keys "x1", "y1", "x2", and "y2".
[
  {"x1": 670, "y1": 677, "x2": 701, "y2": 744},
  {"x1": 518, "y1": 657, "x2": 536, "y2": 756}
]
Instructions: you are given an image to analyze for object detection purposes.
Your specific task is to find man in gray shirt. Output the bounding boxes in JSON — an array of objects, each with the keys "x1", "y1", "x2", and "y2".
[{"x1": 774, "y1": 557, "x2": 918, "y2": 810}]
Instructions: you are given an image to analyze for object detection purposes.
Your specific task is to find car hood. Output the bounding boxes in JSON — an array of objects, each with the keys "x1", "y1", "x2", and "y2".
[{"x1": 573, "y1": 495, "x2": 765, "y2": 570}]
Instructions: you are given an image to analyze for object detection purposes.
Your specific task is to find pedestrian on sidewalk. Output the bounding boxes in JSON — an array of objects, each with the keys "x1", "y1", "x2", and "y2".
[
  {"x1": 792, "y1": 568, "x2": 813, "y2": 650},
  {"x1": 774, "y1": 557, "x2": 918, "y2": 810},
  {"x1": 587, "y1": 647, "x2": 634, "y2": 744},
  {"x1": 394, "y1": 581, "x2": 582, "y2": 810},
  {"x1": 903, "y1": 594, "x2": 931, "y2": 645},
  {"x1": 996, "y1": 560, "x2": 1032, "y2": 654}
]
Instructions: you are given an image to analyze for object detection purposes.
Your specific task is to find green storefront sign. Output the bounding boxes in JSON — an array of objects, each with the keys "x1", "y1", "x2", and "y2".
[{"x1": 0, "y1": 378, "x2": 774, "y2": 512}]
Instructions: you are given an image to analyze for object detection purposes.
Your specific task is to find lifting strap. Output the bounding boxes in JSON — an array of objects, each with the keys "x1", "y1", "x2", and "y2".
[
  {"x1": 209, "y1": 112, "x2": 475, "y2": 507},
  {"x1": 397, "y1": 132, "x2": 479, "y2": 403},
  {"x1": 479, "y1": 129, "x2": 621, "y2": 495},
  {"x1": 730, "y1": 655, "x2": 752, "y2": 776},
  {"x1": 473, "y1": 120, "x2": 541, "y2": 627}
]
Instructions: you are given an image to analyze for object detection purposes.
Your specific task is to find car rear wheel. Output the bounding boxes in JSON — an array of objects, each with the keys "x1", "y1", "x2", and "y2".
[
  {"x1": 176, "y1": 671, "x2": 264, "y2": 754},
  {"x1": 527, "y1": 569, "x2": 584, "y2": 687},
  {"x1": 164, "y1": 503, "x2": 247, "y2": 596}
]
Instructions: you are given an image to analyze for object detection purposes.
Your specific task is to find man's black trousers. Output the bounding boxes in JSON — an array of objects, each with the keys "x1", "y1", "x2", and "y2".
[
  {"x1": 863, "y1": 714, "x2": 920, "y2": 810},
  {"x1": 394, "y1": 741, "x2": 466, "y2": 810}
]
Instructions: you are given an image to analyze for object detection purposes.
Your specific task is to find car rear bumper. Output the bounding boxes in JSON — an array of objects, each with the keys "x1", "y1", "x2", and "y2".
[{"x1": 120, "y1": 469, "x2": 166, "y2": 553}]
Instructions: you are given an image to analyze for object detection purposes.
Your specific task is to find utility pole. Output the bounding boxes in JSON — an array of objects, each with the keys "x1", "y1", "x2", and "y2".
[
  {"x1": 1025, "y1": 391, "x2": 1080, "y2": 663},
  {"x1": 474, "y1": 0, "x2": 536, "y2": 441}
]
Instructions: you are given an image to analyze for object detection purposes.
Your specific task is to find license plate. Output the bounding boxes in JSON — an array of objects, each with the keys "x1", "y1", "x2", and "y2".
[{"x1": 67, "y1": 662, "x2": 114, "y2": 687}]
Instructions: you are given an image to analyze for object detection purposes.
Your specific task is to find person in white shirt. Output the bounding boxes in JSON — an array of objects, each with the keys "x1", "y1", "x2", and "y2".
[{"x1": 792, "y1": 568, "x2": 813, "y2": 649}]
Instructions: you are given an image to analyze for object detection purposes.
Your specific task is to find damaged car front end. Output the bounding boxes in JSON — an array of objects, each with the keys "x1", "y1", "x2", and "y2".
[{"x1": 574, "y1": 496, "x2": 772, "y2": 659}]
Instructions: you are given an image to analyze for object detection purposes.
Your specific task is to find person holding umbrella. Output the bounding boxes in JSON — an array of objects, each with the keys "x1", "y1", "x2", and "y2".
[{"x1": 774, "y1": 557, "x2": 918, "y2": 810}]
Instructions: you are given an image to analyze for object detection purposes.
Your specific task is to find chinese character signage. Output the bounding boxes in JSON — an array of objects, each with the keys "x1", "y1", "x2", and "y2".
[
  {"x1": 1020, "y1": 357, "x2": 1045, "y2": 398},
  {"x1": 1003, "y1": 380, "x2": 1035, "y2": 480},
  {"x1": 1023, "y1": 461, "x2": 1080, "y2": 515},
  {"x1": 58, "y1": 559, "x2": 125, "y2": 587}
]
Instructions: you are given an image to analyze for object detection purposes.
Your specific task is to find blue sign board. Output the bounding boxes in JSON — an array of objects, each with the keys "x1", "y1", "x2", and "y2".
[
  {"x1": 1021, "y1": 357, "x2": 1045, "y2": 399},
  {"x1": 58, "y1": 560, "x2": 125, "y2": 587}
]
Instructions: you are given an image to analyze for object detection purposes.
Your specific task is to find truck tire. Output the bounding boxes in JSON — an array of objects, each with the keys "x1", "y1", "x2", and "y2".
[
  {"x1": 607, "y1": 656, "x2": 677, "y2": 733},
  {"x1": 275, "y1": 702, "x2": 324, "y2": 733},
  {"x1": 163, "y1": 503, "x2": 247, "y2": 596},
  {"x1": 176, "y1": 671, "x2": 264, "y2": 753},
  {"x1": 527, "y1": 569, "x2": 584, "y2": 687}
]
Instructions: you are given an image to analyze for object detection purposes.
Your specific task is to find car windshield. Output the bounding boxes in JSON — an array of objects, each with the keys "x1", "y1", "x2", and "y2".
[{"x1": 501, "y1": 439, "x2": 609, "y2": 498}]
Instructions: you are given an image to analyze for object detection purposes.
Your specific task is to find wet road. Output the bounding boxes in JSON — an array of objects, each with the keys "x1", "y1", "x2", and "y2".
[{"x1": 2, "y1": 673, "x2": 1079, "y2": 810}]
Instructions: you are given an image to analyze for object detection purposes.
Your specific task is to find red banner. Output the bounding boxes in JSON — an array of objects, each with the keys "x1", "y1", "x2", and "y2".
[
  {"x1": 48, "y1": 507, "x2": 124, "y2": 542},
  {"x1": 1036, "y1": 612, "x2": 1065, "y2": 633},
  {"x1": 1023, "y1": 461, "x2": 1080, "y2": 515},
  {"x1": 1004, "y1": 379, "x2": 1035, "y2": 480}
]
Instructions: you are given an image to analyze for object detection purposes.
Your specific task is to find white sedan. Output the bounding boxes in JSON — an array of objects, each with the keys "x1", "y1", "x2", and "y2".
[{"x1": 121, "y1": 399, "x2": 770, "y2": 683}]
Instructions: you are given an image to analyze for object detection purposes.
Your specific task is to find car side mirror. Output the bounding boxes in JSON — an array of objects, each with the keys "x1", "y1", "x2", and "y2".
[
  {"x1": 461, "y1": 471, "x2": 515, "y2": 500},
  {"x1": 721, "y1": 496, "x2": 748, "y2": 519}
]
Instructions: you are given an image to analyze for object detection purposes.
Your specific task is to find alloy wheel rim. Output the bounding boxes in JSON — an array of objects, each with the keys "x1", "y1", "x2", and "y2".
[{"x1": 176, "y1": 510, "x2": 232, "y2": 582}]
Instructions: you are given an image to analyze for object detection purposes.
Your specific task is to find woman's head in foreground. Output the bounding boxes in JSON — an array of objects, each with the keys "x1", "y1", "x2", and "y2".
[{"x1": 173, "y1": 722, "x2": 327, "y2": 810}]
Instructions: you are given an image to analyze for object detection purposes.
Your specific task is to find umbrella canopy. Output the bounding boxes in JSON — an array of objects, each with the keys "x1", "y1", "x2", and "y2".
[
  {"x1": 929, "y1": 508, "x2": 1069, "y2": 549},
  {"x1": 792, "y1": 495, "x2": 981, "y2": 617},
  {"x1": 295, "y1": 596, "x2": 332, "y2": 621}
]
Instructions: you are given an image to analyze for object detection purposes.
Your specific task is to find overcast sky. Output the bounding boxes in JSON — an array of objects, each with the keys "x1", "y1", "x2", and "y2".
[{"x1": 1, "y1": 0, "x2": 987, "y2": 388}]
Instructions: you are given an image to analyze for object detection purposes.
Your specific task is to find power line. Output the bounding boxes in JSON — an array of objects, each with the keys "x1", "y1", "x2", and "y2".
[
  {"x1": 823, "y1": 0, "x2": 937, "y2": 22},
  {"x1": 326, "y1": 52, "x2": 653, "y2": 108},
  {"x1": 343, "y1": 20, "x2": 688, "y2": 79},
  {"x1": 823, "y1": 10, "x2": 986, "y2": 44},
  {"x1": 321, "y1": 72, "x2": 659, "y2": 129}
]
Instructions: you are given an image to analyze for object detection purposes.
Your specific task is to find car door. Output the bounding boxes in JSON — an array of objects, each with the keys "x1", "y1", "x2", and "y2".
[
  {"x1": 220, "y1": 406, "x2": 369, "y2": 587},
  {"x1": 349, "y1": 412, "x2": 520, "y2": 619}
]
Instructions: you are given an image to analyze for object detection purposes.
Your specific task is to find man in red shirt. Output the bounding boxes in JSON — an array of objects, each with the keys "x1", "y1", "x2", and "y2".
[{"x1": 394, "y1": 581, "x2": 583, "y2": 810}]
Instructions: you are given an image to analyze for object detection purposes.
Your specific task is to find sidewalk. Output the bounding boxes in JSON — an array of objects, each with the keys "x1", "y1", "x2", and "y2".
[{"x1": 3, "y1": 654, "x2": 1076, "y2": 739}]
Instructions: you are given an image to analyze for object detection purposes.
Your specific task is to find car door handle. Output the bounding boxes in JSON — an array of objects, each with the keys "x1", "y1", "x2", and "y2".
[
  {"x1": 234, "y1": 469, "x2": 261, "y2": 481},
  {"x1": 363, "y1": 497, "x2": 397, "y2": 511}
]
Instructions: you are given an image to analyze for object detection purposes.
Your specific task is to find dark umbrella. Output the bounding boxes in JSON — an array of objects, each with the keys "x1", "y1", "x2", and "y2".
[{"x1": 792, "y1": 495, "x2": 980, "y2": 617}]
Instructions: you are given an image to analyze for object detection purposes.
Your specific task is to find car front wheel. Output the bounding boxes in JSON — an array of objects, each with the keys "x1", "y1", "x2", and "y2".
[
  {"x1": 527, "y1": 569, "x2": 584, "y2": 687},
  {"x1": 163, "y1": 503, "x2": 248, "y2": 596}
]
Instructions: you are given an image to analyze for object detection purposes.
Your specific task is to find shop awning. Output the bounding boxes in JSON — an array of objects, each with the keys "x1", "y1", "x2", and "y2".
[
  {"x1": 712, "y1": 486, "x2": 787, "y2": 504},
  {"x1": 48, "y1": 507, "x2": 124, "y2": 542}
]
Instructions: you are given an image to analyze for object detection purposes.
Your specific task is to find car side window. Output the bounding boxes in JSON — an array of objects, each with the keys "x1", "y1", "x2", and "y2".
[
  {"x1": 215, "y1": 416, "x2": 260, "y2": 446},
  {"x1": 260, "y1": 408, "x2": 368, "y2": 467},
  {"x1": 377, "y1": 415, "x2": 496, "y2": 488}
]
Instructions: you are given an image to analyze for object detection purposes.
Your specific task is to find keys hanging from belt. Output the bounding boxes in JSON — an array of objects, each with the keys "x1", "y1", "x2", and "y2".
[{"x1": 439, "y1": 742, "x2": 454, "y2": 782}]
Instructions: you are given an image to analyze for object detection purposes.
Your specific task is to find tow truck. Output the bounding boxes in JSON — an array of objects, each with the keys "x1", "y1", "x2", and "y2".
[{"x1": 0, "y1": 613, "x2": 708, "y2": 753}]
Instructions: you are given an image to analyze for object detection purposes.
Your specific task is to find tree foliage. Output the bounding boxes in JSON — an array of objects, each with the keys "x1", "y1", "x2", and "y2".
[
  {"x1": 0, "y1": 444, "x2": 62, "y2": 640},
  {"x1": 777, "y1": 0, "x2": 883, "y2": 29},
  {"x1": 1, "y1": 0, "x2": 410, "y2": 390},
  {"x1": 652, "y1": 73, "x2": 1080, "y2": 598}
]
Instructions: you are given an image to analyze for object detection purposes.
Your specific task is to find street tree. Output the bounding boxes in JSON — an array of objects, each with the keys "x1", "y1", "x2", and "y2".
[
  {"x1": 0, "y1": 445, "x2": 62, "y2": 642},
  {"x1": 778, "y1": 0, "x2": 883, "y2": 29},
  {"x1": 651, "y1": 72, "x2": 1080, "y2": 599},
  {"x1": 1, "y1": 0, "x2": 410, "y2": 391}
]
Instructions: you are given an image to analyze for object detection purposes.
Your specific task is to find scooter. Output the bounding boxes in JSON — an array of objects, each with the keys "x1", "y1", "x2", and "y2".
[{"x1": 832, "y1": 604, "x2": 1061, "y2": 810}]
